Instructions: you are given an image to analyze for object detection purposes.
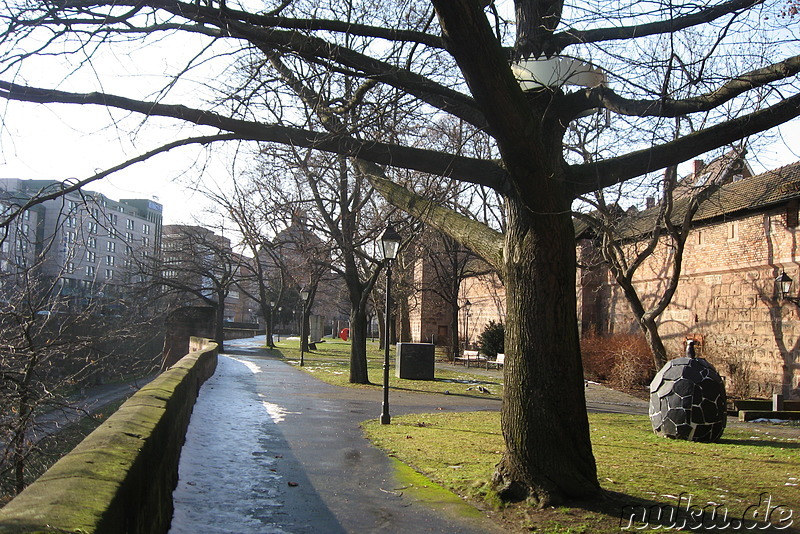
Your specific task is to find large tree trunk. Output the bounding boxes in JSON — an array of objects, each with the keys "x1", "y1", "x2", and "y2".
[
  {"x1": 492, "y1": 196, "x2": 600, "y2": 506},
  {"x1": 349, "y1": 304, "x2": 370, "y2": 384}
]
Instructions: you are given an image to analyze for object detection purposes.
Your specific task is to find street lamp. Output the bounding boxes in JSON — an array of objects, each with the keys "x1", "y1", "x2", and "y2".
[
  {"x1": 463, "y1": 299, "x2": 472, "y2": 348},
  {"x1": 379, "y1": 223, "x2": 401, "y2": 425},
  {"x1": 268, "y1": 300, "x2": 276, "y2": 347},
  {"x1": 776, "y1": 271, "x2": 800, "y2": 304},
  {"x1": 299, "y1": 288, "x2": 309, "y2": 366}
]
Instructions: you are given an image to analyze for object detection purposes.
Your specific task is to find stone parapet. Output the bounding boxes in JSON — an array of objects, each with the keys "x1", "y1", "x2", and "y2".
[{"x1": 0, "y1": 337, "x2": 218, "y2": 534}]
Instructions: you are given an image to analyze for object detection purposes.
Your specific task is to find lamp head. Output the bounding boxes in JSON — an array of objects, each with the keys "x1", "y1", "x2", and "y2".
[
  {"x1": 776, "y1": 271, "x2": 793, "y2": 299},
  {"x1": 379, "y1": 223, "x2": 401, "y2": 260}
]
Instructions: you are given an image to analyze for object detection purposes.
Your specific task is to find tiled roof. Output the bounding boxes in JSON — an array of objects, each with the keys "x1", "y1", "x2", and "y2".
[{"x1": 575, "y1": 160, "x2": 800, "y2": 239}]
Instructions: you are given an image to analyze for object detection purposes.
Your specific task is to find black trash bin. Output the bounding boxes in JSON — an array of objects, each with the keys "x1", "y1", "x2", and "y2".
[{"x1": 395, "y1": 343, "x2": 435, "y2": 380}]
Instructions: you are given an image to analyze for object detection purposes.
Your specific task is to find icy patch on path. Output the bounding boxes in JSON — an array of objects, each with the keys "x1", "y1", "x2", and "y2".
[{"x1": 168, "y1": 355, "x2": 290, "y2": 534}]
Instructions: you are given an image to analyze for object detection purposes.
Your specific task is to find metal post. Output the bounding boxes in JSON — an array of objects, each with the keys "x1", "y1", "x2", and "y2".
[
  {"x1": 299, "y1": 304, "x2": 305, "y2": 367},
  {"x1": 381, "y1": 259, "x2": 392, "y2": 425}
]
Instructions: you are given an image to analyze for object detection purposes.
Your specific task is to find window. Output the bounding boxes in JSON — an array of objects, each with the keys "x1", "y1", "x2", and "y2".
[
  {"x1": 786, "y1": 200, "x2": 799, "y2": 228},
  {"x1": 110, "y1": 213, "x2": 118, "y2": 225},
  {"x1": 107, "y1": 241, "x2": 116, "y2": 253},
  {"x1": 88, "y1": 222, "x2": 98, "y2": 234},
  {"x1": 728, "y1": 222, "x2": 739, "y2": 240},
  {"x1": 66, "y1": 216, "x2": 77, "y2": 228},
  {"x1": 106, "y1": 255, "x2": 115, "y2": 266},
  {"x1": 125, "y1": 245, "x2": 133, "y2": 256},
  {"x1": 86, "y1": 251, "x2": 96, "y2": 263},
  {"x1": 142, "y1": 223, "x2": 150, "y2": 235},
  {"x1": 87, "y1": 237, "x2": 97, "y2": 249},
  {"x1": 86, "y1": 266, "x2": 96, "y2": 277},
  {"x1": 696, "y1": 230, "x2": 704, "y2": 245},
  {"x1": 126, "y1": 219, "x2": 135, "y2": 230},
  {"x1": 66, "y1": 262, "x2": 75, "y2": 274},
  {"x1": 105, "y1": 269, "x2": 114, "y2": 280},
  {"x1": 66, "y1": 231, "x2": 76, "y2": 244},
  {"x1": 125, "y1": 231, "x2": 133, "y2": 242},
  {"x1": 142, "y1": 236, "x2": 150, "y2": 247}
]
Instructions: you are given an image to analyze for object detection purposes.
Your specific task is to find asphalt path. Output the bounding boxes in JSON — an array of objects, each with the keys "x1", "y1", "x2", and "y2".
[
  {"x1": 170, "y1": 339, "x2": 506, "y2": 534},
  {"x1": 169, "y1": 337, "x2": 797, "y2": 533}
]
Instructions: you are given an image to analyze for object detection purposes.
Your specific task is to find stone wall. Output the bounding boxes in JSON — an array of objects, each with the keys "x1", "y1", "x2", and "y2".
[
  {"x1": 0, "y1": 338, "x2": 218, "y2": 534},
  {"x1": 586, "y1": 203, "x2": 800, "y2": 397}
]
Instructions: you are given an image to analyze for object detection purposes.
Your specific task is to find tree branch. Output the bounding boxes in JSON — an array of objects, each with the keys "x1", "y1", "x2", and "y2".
[
  {"x1": 550, "y1": 0, "x2": 764, "y2": 54},
  {"x1": 0, "y1": 81, "x2": 508, "y2": 189},
  {"x1": 569, "y1": 92, "x2": 800, "y2": 196},
  {"x1": 564, "y1": 55, "x2": 800, "y2": 119},
  {"x1": 0, "y1": 133, "x2": 236, "y2": 229},
  {"x1": 356, "y1": 160, "x2": 504, "y2": 271}
]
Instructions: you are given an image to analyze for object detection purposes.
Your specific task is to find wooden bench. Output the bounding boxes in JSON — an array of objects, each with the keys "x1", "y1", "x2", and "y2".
[
  {"x1": 487, "y1": 353, "x2": 505, "y2": 369},
  {"x1": 454, "y1": 350, "x2": 486, "y2": 368}
]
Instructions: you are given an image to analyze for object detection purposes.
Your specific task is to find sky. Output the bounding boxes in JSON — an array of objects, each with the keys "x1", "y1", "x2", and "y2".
[{"x1": 0, "y1": 4, "x2": 798, "y2": 227}]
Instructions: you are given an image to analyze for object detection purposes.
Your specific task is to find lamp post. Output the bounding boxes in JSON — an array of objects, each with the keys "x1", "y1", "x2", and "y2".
[
  {"x1": 463, "y1": 299, "x2": 472, "y2": 348},
  {"x1": 776, "y1": 271, "x2": 800, "y2": 304},
  {"x1": 299, "y1": 288, "x2": 309, "y2": 366},
  {"x1": 268, "y1": 300, "x2": 275, "y2": 347},
  {"x1": 379, "y1": 223, "x2": 401, "y2": 425}
]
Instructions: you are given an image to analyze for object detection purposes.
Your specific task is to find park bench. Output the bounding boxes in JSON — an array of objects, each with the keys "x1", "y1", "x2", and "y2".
[
  {"x1": 487, "y1": 353, "x2": 505, "y2": 369},
  {"x1": 454, "y1": 349, "x2": 486, "y2": 368}
]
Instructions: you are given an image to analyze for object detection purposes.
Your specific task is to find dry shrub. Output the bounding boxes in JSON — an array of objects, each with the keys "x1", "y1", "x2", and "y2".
[
  {"x1": 703, "y1": 341, "x2": 755, "y2": 399},
  {"x1": 581, "y1": 332, "x2": 657, "y2": 390}
]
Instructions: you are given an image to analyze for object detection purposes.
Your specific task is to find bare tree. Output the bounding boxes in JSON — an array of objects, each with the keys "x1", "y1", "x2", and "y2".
[
  {"x1": 0, "y1": 212, "x2": 161, "y2": 500},
  {"x1": 148, "y1": 224, "x2": 244, "y2": 350},
  {"x1": 256, "y1": 146, "x2": 400, "y2": 383},
  {"x1": 201, "y1": 177, "x2": 292, "y2": 349},
  {"x1": 1, "y1": 0, "x2": 799, "y2": 505},
  {"x1": 576, "y1": 149, "x2": 749, "y2": 368}
]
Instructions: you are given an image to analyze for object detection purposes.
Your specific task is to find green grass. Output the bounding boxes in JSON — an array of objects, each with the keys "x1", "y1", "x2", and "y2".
[
  {"x1": 266, "y1": 338, "x2": 800, "y2": 532},
  {"x1": 363, "y1": 412, "x2": 800, "y2": 533},
  {"x1": 270, "y1": 337, "x2": 503, "y2": 400}
]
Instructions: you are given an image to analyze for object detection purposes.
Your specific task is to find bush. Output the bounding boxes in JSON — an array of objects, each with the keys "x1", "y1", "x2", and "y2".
[
  {"x1": 477, "y1": 321, "x2": 504, "y2": 358},
  {"x1": 581, "y1": 332, "x2": 656, "y2": 391}
]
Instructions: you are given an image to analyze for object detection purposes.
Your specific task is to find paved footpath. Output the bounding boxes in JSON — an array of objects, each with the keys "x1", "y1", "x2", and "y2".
[
  {"x1": 169, "y1": 338, "x2": 506, "y2": 534},
  {"x1": 168, "y1": 338, "x2": 796, "y2": 533}
]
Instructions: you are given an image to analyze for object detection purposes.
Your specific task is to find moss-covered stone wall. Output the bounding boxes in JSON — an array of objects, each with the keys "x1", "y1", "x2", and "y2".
[{"x1": 0, "y1": 337, "x2": 218, "y2": 534}]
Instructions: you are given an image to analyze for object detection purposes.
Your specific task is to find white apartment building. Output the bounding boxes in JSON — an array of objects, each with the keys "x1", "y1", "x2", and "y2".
[{"x1": 0, "y1": 179, "x2": 162, "y2": 308}]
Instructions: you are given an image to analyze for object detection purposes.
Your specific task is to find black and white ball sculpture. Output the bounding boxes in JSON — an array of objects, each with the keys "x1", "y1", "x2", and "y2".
[{"x1": 649, "y1": 342, "x2": 727, "y2": 442}]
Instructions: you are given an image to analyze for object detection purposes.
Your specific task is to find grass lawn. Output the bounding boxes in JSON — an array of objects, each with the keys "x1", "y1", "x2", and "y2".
[
  {"x1": 269, "y1": 337, "x2": 800, "y2": 533},
  {"x1": 270, "y1": 337, "x2": 503, "y2": 400},
  {"x1": 364, "y1": 412, "x2": 799, "y2": 533}
]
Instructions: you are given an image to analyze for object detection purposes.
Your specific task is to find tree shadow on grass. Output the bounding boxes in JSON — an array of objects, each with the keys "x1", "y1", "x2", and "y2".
[
  {"x1": 716, "y1": 437, "x2": 800, "y2": 449},
  {"x1": 546, "y1": 489, "x2": 800, "y2": 533}
]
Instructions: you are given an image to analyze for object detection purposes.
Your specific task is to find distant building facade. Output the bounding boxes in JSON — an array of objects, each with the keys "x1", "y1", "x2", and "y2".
[{"x1": 0, "y1": 179, "x2": 162, "y2": 310}]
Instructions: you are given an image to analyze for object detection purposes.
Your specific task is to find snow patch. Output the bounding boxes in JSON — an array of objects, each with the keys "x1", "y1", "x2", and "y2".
[{"x1": 168, "y1": 355, "x2": 290, "y2": 534}]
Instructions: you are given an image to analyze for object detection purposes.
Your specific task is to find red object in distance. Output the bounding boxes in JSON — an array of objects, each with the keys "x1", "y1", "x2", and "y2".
[{"x1": 339, "y1": 328, "x2": 349, "y2": 341}]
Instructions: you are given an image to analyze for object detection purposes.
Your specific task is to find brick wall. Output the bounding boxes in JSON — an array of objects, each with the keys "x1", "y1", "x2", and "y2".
[{"x1": 586, "y1": 204, "x2": 800, "y2": 397}]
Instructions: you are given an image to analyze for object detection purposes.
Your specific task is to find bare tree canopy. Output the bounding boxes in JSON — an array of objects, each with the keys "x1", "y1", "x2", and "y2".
[{"x1": 2, "y1": 0, "x2": 798, "y2": 506}]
